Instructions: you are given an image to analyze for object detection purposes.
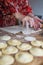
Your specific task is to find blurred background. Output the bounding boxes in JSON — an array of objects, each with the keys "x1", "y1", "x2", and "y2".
[{"x1": 29, "y1": 0, "x2": 43, "y2": 19}]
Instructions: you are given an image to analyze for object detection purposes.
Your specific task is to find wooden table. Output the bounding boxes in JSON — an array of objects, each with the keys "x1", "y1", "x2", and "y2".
[{"x1": 0, "y1": 29, "x2": 43, "y2": 65}]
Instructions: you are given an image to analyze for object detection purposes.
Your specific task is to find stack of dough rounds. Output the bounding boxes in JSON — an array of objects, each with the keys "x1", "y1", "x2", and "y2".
[
  {"x1": 0, "y1": 55, "x2": 14, "y2": 65},
  {"x1": 0, "y1": 41, "x2": 7, "y2": 49},
  {"x1": 30, "y1": 47, "x2": 43, "y2": 57},
  {"x1": 15, "y1": 52, "x2": 33, "y2": 64},
  {"x1": 17, "y1": 43, "x2": 32, "y2": 51},
  {"x1": 0, "y1": 35, "x2": 11, "y2": 41},
  {"x1": 7, "y1": 39, "x2": 22, "y2": 46},
  {"x1": 2, "y1": 46, "x2": 18, "y2": 55},
  {"x1": 31, "y1": 40, "x2": 42, "y2": 47},
  {"x1": 0, "y1": 51, "x2": 2, "y2": 56}
]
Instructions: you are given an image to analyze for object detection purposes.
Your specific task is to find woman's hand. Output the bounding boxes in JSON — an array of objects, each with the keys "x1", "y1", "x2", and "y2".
[
  {"x1": 22, "y1": 16, "x2": 34, "y2": 27},
  {"x1": 34, "y1": 16, "x2": 43, "y2": 29},
  {"x1": 22, "y1": 16, "x2": 41, "y2": 30},
  {"x1": 14, "y1": 12, "x2": 42, "y2": 29}
]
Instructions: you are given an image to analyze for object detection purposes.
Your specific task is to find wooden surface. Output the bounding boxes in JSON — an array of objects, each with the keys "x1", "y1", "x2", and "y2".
[{"x1": 0, "y1": 29, "x2": 43, "y2": 65}]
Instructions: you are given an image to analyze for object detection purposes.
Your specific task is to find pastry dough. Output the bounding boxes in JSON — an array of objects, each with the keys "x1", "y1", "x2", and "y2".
[
  {"x1": 7, "y1": 39, "x2": 21, "y2": 46},
  {"x1": 2, "y1": 46, "x2": 18, "y2": 54},
  {"x1": 30, "y1": 47, "x2": 43, "y2": 57},
  {"x1": 17, "y1": 43, "x2": 32, "y2": 51},
  {"x1": 31, "y1": 40, "x2": 42, "y2": 47},
  {"x1": 15, "y1": 52, "x2": 33, "y2": 64},
  {"x1": 0, "y1": 35, "x2": 11, "y2": 41},
  {"x1": 24, "y1": 36, "x2": 36, "y2": 41},
  {"x1": 16, "y1": 35, "x2": 24, "y2": 39},
  {"x1": 41, "y1": 41, "x2": 43, "y2": 48},
  {"x1": 0, "y1": 51, "x2": 2, "y2": 56},
  {"x1": 0, "y1": 55, "x2": 14, "y2": 65},
  {"x1": 0, "y1": 41, "x2": 7, "y2": 49},
  {"x1": 41, "y1": 45, "x2": 43, "y2": 48}
]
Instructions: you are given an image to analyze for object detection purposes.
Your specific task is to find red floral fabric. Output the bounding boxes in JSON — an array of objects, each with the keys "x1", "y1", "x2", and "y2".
[
  {"x1": 0, "y1": 0, "x2": 32, "y2": 27},
  {"x1": 6, "y1": 0, "x2": 32, "y2": 15}
]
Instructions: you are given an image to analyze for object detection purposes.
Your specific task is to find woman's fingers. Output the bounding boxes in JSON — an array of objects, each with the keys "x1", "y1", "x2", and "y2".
[
  {"x1": 35, "y1": 16, "x2": 43, "y2": 22},
  {"x1": 22, "y1": 16, "x2": 35, "y2": 28},
  {"x1": 22, "y1": 18, "x2": 25, "y2": 27},
  {"x1": 28, "y1": 18, "x2": 34, "y2": 27},
  {"x1": 22, "y1": 16, "x2": 42, "y2": 30},
  {"x1": 33, "y1": 19, "x2": 40, "y2": 30}
]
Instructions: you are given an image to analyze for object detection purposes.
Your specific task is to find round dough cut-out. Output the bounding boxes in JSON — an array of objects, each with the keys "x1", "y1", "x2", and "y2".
[
  {"x1": 15, "y1": 52, "x2": 33, "y2": 64},
  {"x1": 0, "y1": 41, "x2": 7, "y2": 49},
  {"x1": 30, "y1": 47, "x2": 43, "y2": 57},
  {"x1": 2, "y1": 46, "x2": 18, "y2": 54},
  {"x1": 17, "y1": 43, "x2": 32, "y2": 51},
  {"x1": 0, "y1": 55, "x2": 14, "y2": 65},
  {"x1": 0, "y1": 35, "x2": 11, "y2": 41},
  {"x1": 24, "y1": 36, "x2": 36, "y2": 41},
  {"x1": 31, "y1": 40, "x2": 42, "y2": 47},
  {"x1": 7, "y1": 39, "x2": 22, "y2": 46}
]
